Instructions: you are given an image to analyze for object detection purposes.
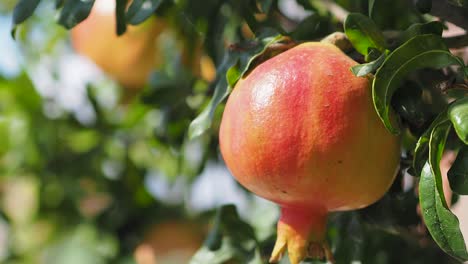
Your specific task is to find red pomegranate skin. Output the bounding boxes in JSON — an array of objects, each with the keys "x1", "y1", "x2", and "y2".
[{"x1": 219, "y1": 42, "x2": 400, "y2": 263}]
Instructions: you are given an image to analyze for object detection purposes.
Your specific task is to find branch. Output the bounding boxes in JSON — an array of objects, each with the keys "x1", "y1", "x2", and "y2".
[
  {"x1": 322, "y1": 0, "x2": 349, "y2": 23},
  {"x1": 430, "y1": 0, "x2": 468, "y2": 30},
  {"x1": 444, "y1": 34, "x2": 468, "y2": 49}
]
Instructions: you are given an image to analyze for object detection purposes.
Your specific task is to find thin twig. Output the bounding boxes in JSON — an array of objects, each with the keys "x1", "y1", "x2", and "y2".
[
  {"x1": 322, "y1": 0, "x2": 349, "y2": 22},
  {"x1": 430, "y1": 0, "x2": 468, "y2": 30},
  {"x1": 444, "y1": 34, "x2": 468, "y2": 49}
]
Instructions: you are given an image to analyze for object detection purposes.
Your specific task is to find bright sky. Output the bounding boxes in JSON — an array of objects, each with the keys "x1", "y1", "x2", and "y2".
[{"x1": 0, "y1": 15, "x2": 21, "y2": 77}]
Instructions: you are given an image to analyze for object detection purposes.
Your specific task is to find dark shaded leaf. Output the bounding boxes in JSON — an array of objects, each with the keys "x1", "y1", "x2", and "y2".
[
  {"x1": 373, "y1": 34, "x2": 465, "y2": 134},
  {"x1": 126, "y1": 0, "x2": 162, "y2": 25},
  {"x1": 391, "y1": 81, "x2": 428, "y2": 128},
  {"x1": 57, "y1": 0, "x2": 95, "y2": 29},
  {"x1": 415, "y1": 0, "x2": 432, "y2": 13},
  {"x1": 290, "y1": 14, "x2": 326, "y2": 40},
  {"x1": 190, "y1": 205, "x2": 262, "y2": 264},
  {"x1": 449, "y1": 97, "x2": 468, "y2": 144},
  {"x1": 399, "y1": 21, "x2": 444, "y2": 45},
  {"x1": 350, "y1": 50, "x2": 387, "y2": 77},
  {"x1": 11, "y1": 0, "x2": 41, "y2": 37},
  {"x1": 448, "y1": 146, "x2": 468, "y2": 195},
  {"x1": 344, "y1": 13, "x2": 386, "y2": 56},
  {"x1": 413, "y1": 111, "x2": 448, "y2": 176},
  {"x1": 116, "y1": 0, "x2": 127, "y2": 35},
  {"x1": 141, "y1": 71, "x2": 193, "y2": 106}
]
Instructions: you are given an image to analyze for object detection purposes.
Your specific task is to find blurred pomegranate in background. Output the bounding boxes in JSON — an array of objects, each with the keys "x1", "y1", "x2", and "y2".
[
  {"x1": 134, "y1": 220, "x2": 204, "y2": 264},
  {"x1": 70, "y1": 0, "x2": 165, "y2": 90}
]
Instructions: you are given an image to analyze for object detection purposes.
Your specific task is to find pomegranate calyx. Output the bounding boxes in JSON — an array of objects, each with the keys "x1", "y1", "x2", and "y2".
[{"x1": 269, "y1": 206, "x2": 328, "y2": 264}]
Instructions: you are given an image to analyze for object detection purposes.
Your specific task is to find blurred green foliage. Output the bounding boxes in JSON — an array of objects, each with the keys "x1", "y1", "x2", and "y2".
[{"x1": 1, "y1": 0, "x2": 468, "y2": 263}]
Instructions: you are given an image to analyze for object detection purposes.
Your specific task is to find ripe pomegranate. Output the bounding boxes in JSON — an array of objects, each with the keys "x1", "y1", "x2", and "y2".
[
  {"x1": 219, "y1": 42, "x2": 400, "y2": 263},
  {"x1": 71, "y1": 0, "x2": 165, "y2": 90}
]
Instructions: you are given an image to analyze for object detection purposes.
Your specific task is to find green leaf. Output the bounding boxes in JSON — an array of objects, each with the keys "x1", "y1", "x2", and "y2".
[
  {"x1": 126, "y1": 0, "x2": 162, "y2": 25},
  {"x1": 449, "y1": 97, "x2": 468, "y2": 144},
  {"x1": 11, "y1": 0, "x2": 41, "y2": 37},
  {"x1": 428, "y1": 120, "x2": 451, "y2": 208},
  {"x1": 373, "y1": 34, "x2": 465, "y2": 134},
  {"x1": 12, "y1": 0, "x2": 40, "y2": 24},
  {"x1": 446, "y1": 87, "x2": 468, "y2": 101},
  {"x1": 399, "y1": 21, "x2": 444, "y2": 45},
  {"x1": 448, "y1": 146, "x2": 468, "y2": 195},
  {"x1": 350, "y1": 50, "x2": 387, "y2": 77},
  {"x1": 413, "y1": 111, "x2": 448, "y2": 176},
  {"x1": 188, "y1": 32, "x2": 284, "y2": 139},
  {"x1": 420, "y1": 163, "x2": 468, "y2": 262},
  {"x1": 116, "y1": 0, "x2": 128, "y2": 35},
  {"x1": 344, "y1": 13, "x2": 386, "y2": 56},
  {"x1": 57, "y1": 0, "x2": 95, "y2": 29},
  {"x1": 420, "y1": 123, "x2": 468, "y2": 261},
  {"x1": 188, "y1": 54, "x2": 237, "y2": 140},
  {"x1": 190, "y1": 205, "x2": 262, "y2": 264}
]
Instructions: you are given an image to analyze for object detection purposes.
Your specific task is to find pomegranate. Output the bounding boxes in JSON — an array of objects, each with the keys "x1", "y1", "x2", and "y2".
[{"x1": 219, "y1": 42, "x2": 400, "y2": 263}]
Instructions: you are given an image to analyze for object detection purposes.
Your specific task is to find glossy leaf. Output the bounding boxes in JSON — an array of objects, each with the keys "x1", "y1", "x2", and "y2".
[
  {"x1": 11, "y1": 0, "x2": 41, "y2": 37},
  {"x1": 57, "y1": 0, "x2": 95, "y2": 29},
  {"x1": 413, "y1": 111, "x2": 448, "y2": 176},
  {"x1": 448, "y1": 146, "x2": 468, "y2": 195},
  {"x1": 419, "y1": 118, "x2": 468, "y2": 261},
  {"x1": 420, "y1": 163, "x2": 468, "y2": 261},
  {"x1": 373, "y1": 34, "x2": 465, "y2": 134},
  {"x1": 428, "y1": 120, "x2": 451, "y2": 208},
  {"x1": 126, "y1": 0, "x2": 162, "y2": 25},
  {"x1": 188, "y1": 33, "x2": 284, "y2": 139},
  {"x1": 350, "y1": 50, "x2": 387, "y2": 77},
  {"x1": 449, "y1": 97, "x2": 468, "y2": 145},
  {"x1": 344, "y1": 13, "x2": 386, "y2": 56}
]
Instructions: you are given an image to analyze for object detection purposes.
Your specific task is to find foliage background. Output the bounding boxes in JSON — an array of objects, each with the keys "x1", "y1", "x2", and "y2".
[{"x1": 0, "y1": 0, "x2": 467, "y2": 263}]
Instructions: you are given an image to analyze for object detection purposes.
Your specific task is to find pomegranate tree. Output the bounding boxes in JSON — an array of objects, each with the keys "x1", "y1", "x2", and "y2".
[{"x1": 219, "y1": 42, "x2": 400, "y2": 263}]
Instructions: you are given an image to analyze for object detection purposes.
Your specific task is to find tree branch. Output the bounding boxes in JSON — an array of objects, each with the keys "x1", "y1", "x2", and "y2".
[
  {"x1": 444, "y1": 34, "x2": 468, "y2": 49},
  {"x1": 430, "y1": 0, "x2": 468, "y2": 29},
  {"x1": 322, "y1": 0, "x2": 349, "y2": 22}
]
